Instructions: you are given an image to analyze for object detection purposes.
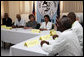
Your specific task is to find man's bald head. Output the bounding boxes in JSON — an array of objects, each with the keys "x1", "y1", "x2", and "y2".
[
  {"x1": 67, "y1": 12, "x2": 76, "y2": 24},
  {"x1": 16, "y1": 14, "x2": 21, "y2": 21}
]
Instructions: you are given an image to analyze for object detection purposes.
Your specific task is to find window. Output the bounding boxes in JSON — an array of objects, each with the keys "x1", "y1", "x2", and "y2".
[{"x1": 19, "y1": 1, "x2": 33, "y2": 14}]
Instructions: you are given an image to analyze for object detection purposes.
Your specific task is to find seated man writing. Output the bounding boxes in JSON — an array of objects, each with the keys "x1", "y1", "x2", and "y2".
[{"x1": 40, "y1": 17, "x2": 82, "y2": 56}]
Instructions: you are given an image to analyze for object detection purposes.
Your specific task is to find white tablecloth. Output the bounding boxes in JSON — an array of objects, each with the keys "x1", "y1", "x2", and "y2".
[
  {"x1": 10, "y1": 31, "x2": 61, "y2": 56},
  {"x1": 1, "y1": 28, "x2": 40, "y2": 44},
  {"x1": 10, "y1": 36, "x2": 49, "y2": 56}
]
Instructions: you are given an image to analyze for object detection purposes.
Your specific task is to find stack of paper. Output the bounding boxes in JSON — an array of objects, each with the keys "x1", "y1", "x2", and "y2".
[
  {"x1": 1, "y1": 25, "x2": 6, "y2": 29},
  {"x1": 50, "y1": 29, "x2": 57, "y2": 36},
  {"x1": 6, "y1": 27, "x2": 12, "y2": 30},
  {"x1": 32, "y1": 29, "x2": 40, "y2": 33},
  {"x1": 39, "y1": 34, "x2": 51, "y2": 40},
  {"x1": 1, "y1": 25, "x2": 12, "y2": 30},
  {"x1": 24, "y1": 39, "x2": 39, "y2": 48}
]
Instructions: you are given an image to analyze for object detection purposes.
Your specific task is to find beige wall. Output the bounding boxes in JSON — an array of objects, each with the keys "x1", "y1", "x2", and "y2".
[
  {"x1": 4, "y1": 1, "x2": 9, "y2": 13},
  {"x1": 1, "y1": 1, "x2": 4, "y2": 24},
  {"x1": 1, "y1": 1, "x2": 4, "y2": 18},
  {"x1": 63, "y1": 1, "x2": 83, "y2": 13},
  {"x1": 8, "y1": 1, "x2": 20, "y2": 22},
  {"x1": 1, "y1": 1, "x2": 20, "y2": 22}
]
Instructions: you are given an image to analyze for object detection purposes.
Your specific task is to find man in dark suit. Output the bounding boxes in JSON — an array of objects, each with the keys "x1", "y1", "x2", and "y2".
[{"x1": 2, "y1": 13, "x2": 12, "y2": 26}]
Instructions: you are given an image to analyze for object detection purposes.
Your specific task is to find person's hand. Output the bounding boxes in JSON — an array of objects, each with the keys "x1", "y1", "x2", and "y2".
[
  {"x1": 12, "y1": 25, "x2": 17, "y2": 28},
  {"x1": 28, "y1": 27, "x2": 33, "y2": 29},
  {"x1": 24, "y1": 27, "x2": 29, "y2": 29},
  {"x1": 53, "y1": 35, "x2": 59, "y2": 40},
  {"x1": 39, "y1": 29, "x2": 43, "y2": 31},
  {"x1": 39, "y1": 29, "x2": 47, "y2": 31},
  {"x1": 17, "y1": 26, "x2": 24, "y2": 28},
  {"x1": 24, "y1": 27, "x2": 33, "y2": 29},
  {"x1": 40, "y1": 40, "x2": 49, "y2": 47}
]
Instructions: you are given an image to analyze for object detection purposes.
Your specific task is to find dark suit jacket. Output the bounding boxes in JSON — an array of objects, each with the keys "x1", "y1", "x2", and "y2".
[{"x1": 2, "y1": 17, "x2": 12, "y2": 26}]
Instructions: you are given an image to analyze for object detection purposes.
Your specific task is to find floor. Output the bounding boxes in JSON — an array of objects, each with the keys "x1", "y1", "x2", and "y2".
[{"x1": 1, "y1": 47, "x2": 10, "y2": 56}]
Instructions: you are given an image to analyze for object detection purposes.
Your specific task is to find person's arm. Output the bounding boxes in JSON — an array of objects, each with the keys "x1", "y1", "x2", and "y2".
[
  {"x1": 14, "y1": 19, "x2": 17, "y2": 26},
  {"x1": 16, "y1": 20, "x2": 25, "y2": 28},
  {"x1": 54, "y1": 24, "x2": 57, "y2": 30},
  {"x1": 2, "y1": 18, "x2": 5, "y2": 25},
  {"x1": 20, "y1": 19, "x2": 26, "y2": 27},
  {"x1": 12, "y1": 19, "x2": 17, "y2": 28},
  {"x1": 17, "y1": 26, "x2": 24, "y2": 28},
  {"x1": 39, "y1": 22, "x2": 48, "y2": 31},
  {"x1": 32, "y1": 21, "x2": 37, "y2": 29},
  {"x1": 10, "y1": 18, "x2": 12, "y2": 26},
  {"x1": 24, "y1": 22, "x2": 33, "y2": 29},
  {"x1": 40, "y1": 22, "x2": 44, "y2": 29},
  {"x1": 41, "y1": 34, "x2": 68, "y2": 56},
  {"x1": 47, "y1": 22, "x2": 52, "y2": 30}
]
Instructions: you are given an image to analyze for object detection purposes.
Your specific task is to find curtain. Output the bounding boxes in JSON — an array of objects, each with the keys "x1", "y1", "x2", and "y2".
[
  {"x1": 61, "y1": 1, "x2": 83, "y2": 13},
  {"x1": 1, "y1": 1, "x2": 4, "y2": 17},
  {"x1": 19, "y1": 1, "x2": 33, "y2": 14}
]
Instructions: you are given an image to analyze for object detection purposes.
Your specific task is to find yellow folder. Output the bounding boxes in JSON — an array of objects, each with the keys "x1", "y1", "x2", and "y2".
[
  {"x1": 1, "y1": 25, "x2": 6, "y2": 29},
  {"x1": 32, "y1": 29, "x2": 40, "y2": 33},
  {"x1": 39, "y1": 34, "x2": 51, "y2": 40},
  {"x1": 24, "y1": 39, "x2": 39, "y2": 48},
  {"x1": 1, "y1": 25, "x2": 12, "y2": 30},
  {"x1": 5, "y1": 27, "x2": 12, "y2": 30},
  {"x1": 50, "y1": 29, "x2": 57, "y2": 36}
]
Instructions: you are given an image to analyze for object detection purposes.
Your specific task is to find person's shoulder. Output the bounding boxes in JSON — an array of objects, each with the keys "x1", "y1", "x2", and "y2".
[
  {"x1": 76, "y1": 21, "x2": 82, "y2": 26},
  {"x1": 41, "y1": 22, "x2": 45, "y2": 24},
  {"x1": 60, "y1": 30, "x2": 74, "y2": 41},
  {"x1": 8, "y1": 17, "x2": 12, "y2": 20},
  {"x1": 72, "y1": 21, "x2": 83, "y2": 29},
  {"x1": 34, "y1": 21, "x2": 37, "y2": 23},
  {"x1": 48, "y1": 22, "x2": 52, "y2": 24},
  {"x1": 2, "y1": 18, "x2": 5, "y2": 20},
  {"x1": 62, "y1": 30, "x2": 73, "y2": 37},
  {"x1": 8, "y1": 17, "x2": 11, "y2": 19},
  {"x1": 74, "y1": 21, "x2": 79, "y2": 25},
  {"x1": 27, "y1": 21, "x2": 30, "y2": 23}
]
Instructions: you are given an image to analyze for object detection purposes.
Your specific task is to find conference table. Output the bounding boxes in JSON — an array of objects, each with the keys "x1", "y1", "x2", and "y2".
[
  {"x1": 10, "y1": 36, "x2": 49, "y2": 56},
  {"x1": 1, "y1": 28, "x2": 40, "y2": 44},
  {"x1": 10, "y1": 31, "x2": 61, "y2": 56},
  {"x1": 1, "y1": 27, "x2": 61, "y2": 56}
]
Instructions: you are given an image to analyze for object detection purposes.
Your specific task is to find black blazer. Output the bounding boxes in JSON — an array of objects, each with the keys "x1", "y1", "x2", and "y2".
[{"x1": 2, "y1": 17, "x2": 12, "y2": 26}]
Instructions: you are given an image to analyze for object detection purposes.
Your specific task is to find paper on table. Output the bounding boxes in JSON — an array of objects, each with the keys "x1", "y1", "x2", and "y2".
[
  {"x1": 32, "y1": 29, "x2": 41, "y2": 33},
  {"x1": 50, "y1": 29, "x2": 57, "y2": 36},
  {"x1": 39, "y1": 34, "x2": 52, "y2": 40},
  {"x1": 24, "y1": 39, "x2": 39, "y2": 48},
  {"x1": 5, "y1": 27, "x2": 12, "y2": 30},
  {"x1": 1, "y1": 25, "x2": 12, "y2": 30},
  {"x1": 1, "y1": 25, "x2": 6, "y2": 29}
]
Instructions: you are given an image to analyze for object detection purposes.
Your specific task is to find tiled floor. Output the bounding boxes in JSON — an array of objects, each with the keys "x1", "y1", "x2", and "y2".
[{"x1": 1, "y1": 47, "x2": 10, "y2": 56}]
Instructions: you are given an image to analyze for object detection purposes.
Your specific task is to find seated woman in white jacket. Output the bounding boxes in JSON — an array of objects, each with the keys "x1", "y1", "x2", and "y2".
[
  {"x1": 40, "y1": 15, "x2": 52, "y2": 31},
  {"x1": 67, "y1": 12, "x2": 83, "y2": 47},
  {"x1": 40, "y1": 17, "x2": 82, "y2": 56}
]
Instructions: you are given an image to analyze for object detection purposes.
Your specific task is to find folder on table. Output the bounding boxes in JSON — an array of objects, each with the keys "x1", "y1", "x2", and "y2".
[
  {"x1": 6, "y1": 27, "x2": 12, "y2": 30},
  {"x1": 24, "y1": 39, "x2": 39, "y2": 48},
  {"x1": 39, "y1": 34, "x2": 51, "y2": 40},
  {"x1": 1, "y1": 25, "x2": 6, "y2": 29},
  {"x1": 32, "y1": 29, "x2": 40, "y2": 33},
  {"x1": 50, "y1": 29, "x2": 57, "y2": 36}
]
